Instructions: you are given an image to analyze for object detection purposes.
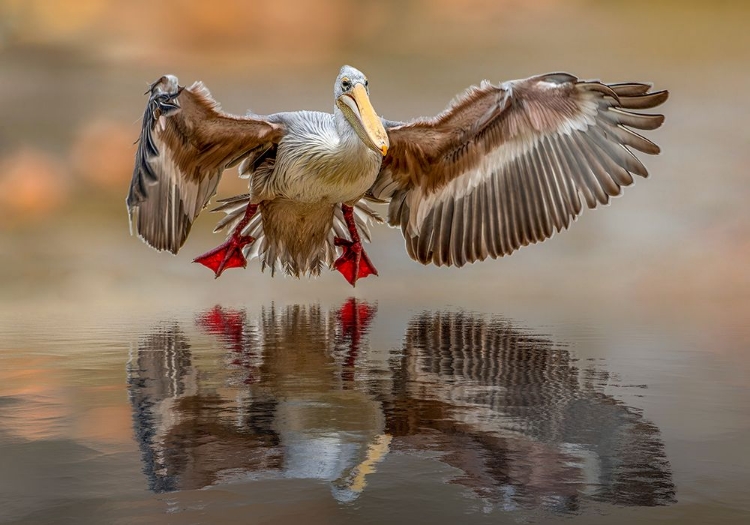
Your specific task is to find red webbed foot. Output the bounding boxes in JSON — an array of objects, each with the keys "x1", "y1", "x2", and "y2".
[
  {"x1": 193, "y1": 234, "x2": 255, "y2": 278},
  {"x1": 333, "y1": 203, "x2": 379, "y2": 287},
  {"x1": 334, "y1": 237, "x2": 378, "y2": 287},
  {"x1": 195, "y1": 202, "x2": 259, "y2": 278}
]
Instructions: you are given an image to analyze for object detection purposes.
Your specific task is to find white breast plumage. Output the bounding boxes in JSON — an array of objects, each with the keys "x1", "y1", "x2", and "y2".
[{"x1": 273, "y1": 111, "x2": 382, "y2": 203}]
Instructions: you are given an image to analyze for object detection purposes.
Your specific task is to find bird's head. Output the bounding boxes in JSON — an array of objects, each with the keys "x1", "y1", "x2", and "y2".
[{"x1": 335, "y1": 65, "x2": 389, "y2": 157}]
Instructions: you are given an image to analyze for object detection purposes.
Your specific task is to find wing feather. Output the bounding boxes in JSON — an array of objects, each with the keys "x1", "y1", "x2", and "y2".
[
  {"x1": 534, "y1": 144, "x2": 562, "y2": 231},
  {"x1": 496, "y1": 166, "x2": 513, "y2": 255},
  {"x1": 546, "y1": 135, "x2": 582, "y2": 217},
  {"x1": 487, "y1": 172, "x2": 502, "y2": 258},
  {"x1": 483, "y1": 168, "x2": 497, "y2": 257},
  {"x1": 608, "y1": 82, "x2": 652, "y2": 96},
  {"x1": 451, "y1": 196, "x2": 466, "y2": 267},
  {"x1": 126, "y1": 75, "x2": 283, "y2": 254},
  {"x1": 373, "y1": 72, "x2": 668, "y2": 266},
  {"x1": 437, "y1": 197, "x2": 454, "y2": 265}
]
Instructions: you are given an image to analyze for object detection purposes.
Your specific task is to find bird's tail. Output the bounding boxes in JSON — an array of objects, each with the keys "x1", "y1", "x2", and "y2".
[{"x1": 212, "y1": 195, "x2": 383, "y2": 277}]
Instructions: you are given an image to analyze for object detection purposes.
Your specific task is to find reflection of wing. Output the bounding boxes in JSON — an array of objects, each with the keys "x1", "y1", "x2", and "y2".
[
  {"x1": 128, "y1": 321, "x2": 281, "y2": 492},
  {"x1": 127, "y1": 324, "x2": 194, "y2": 492},
  {"x1": 388, "y1": 311, "x2": 676, "y2": 508},
  {"x1": 126, "y1": 75, "x2": 284, "y2": 253},
  {"x1": 372, "y1": 74, "x2": 668, "y2": 266}
]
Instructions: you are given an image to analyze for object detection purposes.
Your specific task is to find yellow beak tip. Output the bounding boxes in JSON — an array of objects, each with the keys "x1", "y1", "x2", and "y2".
[{"x1": 380, "y1": 145, "x2": 388, "y2": 156}]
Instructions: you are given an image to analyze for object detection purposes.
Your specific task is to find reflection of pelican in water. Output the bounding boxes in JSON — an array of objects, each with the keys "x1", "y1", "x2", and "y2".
[
  {"x1": 383, "y1": 312, "x2": 675, "y2": 510},
  {"x1": 128, "y1": 302, "x2": 674, "y2": 508},
  {"x1": 128, "y1": 300, "x2": 386, "y2": 501}
]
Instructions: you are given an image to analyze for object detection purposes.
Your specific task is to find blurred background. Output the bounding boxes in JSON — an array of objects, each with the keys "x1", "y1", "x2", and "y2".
[
  {"x1": 3, "y1": 3, "x2": 750, "y2": 523},
  {"x1": 0, "y1": 0, "x2": 749, "y2": 314}
]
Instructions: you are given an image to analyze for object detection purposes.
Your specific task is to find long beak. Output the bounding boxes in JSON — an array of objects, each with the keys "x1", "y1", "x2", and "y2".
[{"x1": 341, "y1": 84, "x2": 389, "y2": 156}]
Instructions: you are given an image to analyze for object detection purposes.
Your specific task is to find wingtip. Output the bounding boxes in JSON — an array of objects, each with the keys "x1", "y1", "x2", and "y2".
[
  {"x1": 148, "y1": 74, "x2": 180, "y2": 96},
  {"x1": 652, "y1": 89, "x2": 670, "y2": 105},
  {"x1": 126, "y1": 202, "x2": 139, "y2": 238}
]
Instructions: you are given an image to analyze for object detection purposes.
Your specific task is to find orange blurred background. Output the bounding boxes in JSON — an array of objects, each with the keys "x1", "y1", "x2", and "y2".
[
  {"x1": 1, "y1": 0, "x2": 749, "y2": 312},
  {"x1": 1, "y1": 4, "x2": 750, "y2": 511}
]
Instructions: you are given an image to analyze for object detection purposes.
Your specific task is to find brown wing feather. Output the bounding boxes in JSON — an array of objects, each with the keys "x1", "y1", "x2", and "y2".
[
  {"x1": 372, "y1": 73, "x2": 668, "y2": 267},
  {"x1": 126, "y1": 75, "x2": 284, "y2": 254}
]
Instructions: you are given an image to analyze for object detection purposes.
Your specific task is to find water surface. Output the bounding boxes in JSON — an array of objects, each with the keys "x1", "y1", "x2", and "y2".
[
  {"x1": 1, "y1": 298, "x2": 748, "y2": 524},
  {"x1": 2, "y1": 2, "x2": 750, "y2": 523}
]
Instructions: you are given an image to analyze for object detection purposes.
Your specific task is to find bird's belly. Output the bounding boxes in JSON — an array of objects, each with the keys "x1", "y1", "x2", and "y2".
[
  {"x1": 278, "y1": 152, "x2": 380, "y2": 204},
  {"x1": 319, "y1": 170, "x2": 377, "y2": 203}
]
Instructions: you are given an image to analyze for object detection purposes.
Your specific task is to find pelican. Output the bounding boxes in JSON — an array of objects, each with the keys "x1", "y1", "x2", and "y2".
[{"x1": 126, "y1": 65, "x2": 668, "y2": 286}]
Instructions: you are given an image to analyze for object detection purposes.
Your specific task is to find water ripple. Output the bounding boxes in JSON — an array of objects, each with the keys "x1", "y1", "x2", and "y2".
[{"x1": 127, "y1": 300, "x2": 675, "y2": 511}]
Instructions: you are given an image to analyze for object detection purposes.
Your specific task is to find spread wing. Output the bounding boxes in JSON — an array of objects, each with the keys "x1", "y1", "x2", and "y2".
[
  {"x1": 370, "y1": 73, "x2": 668, "y2": 267},
  {"x1": 126, "y1": 75, "x2": 284, "y2": 254}
]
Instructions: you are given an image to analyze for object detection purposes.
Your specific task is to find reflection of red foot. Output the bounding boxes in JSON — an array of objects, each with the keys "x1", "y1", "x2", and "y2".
[
  {"x1": 338, "y1": 298, "x2": 377, "y2": 341},
  {"x1": 194, "y1": 234, "x2": 255, "y2": 278},
  {"x1": 197, "y1": 306, "x2": 259, "y2": 383},
  {"x1": 336, "y1": 298, "x2": 377, "y2": 381},
  {"x1": 197, "y1": 306, "x2": 245, "y2": 347},
  {"x1": 334, "y1": 238, "x2": 378, "y2": 287}
]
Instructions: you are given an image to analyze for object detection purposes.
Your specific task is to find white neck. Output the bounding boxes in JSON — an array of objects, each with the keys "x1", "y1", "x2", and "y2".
[{"x1": 333, "y1": 105, "x2": 360, "y2": 145}]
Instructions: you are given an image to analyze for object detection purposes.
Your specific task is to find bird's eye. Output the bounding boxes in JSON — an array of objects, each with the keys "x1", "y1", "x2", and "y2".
[
  {"x1": 341, "y1": 78, "x2": 351, "y2": 90},
  {"x1": 365, "y1": 79, "x2": 369, "y2": 87}
]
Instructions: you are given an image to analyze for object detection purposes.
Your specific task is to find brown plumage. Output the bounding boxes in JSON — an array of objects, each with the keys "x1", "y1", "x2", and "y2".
[
  {"x1": 126, "y1": 76, "x2": 283, "y2": 254},
  {"x1": 372, "y1": 73, "x2": 668, "y2": 266},
  {"x1": 126, "y1": 67, "x2": 668, "y2": 284}
]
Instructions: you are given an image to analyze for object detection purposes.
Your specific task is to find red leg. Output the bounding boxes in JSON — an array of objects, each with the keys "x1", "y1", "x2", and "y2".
[
  {"x1": 334, "y1": 204, "x2": 378, "y2": 287},
  {"x1": 194, "y1": 203, "x2": 258, "y2": 278},
  {"x1": 336, "y1": 298, "x2": 377, "y2": 382}
]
